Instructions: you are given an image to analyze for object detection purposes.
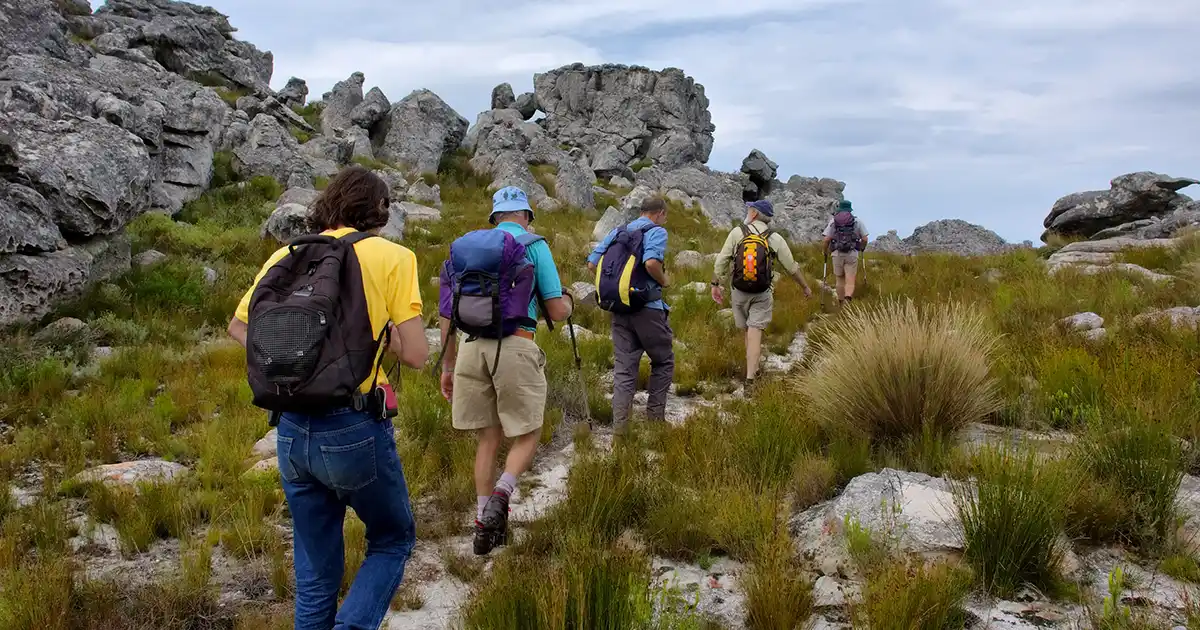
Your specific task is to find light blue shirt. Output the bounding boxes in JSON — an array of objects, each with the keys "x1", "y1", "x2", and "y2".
[
  {"x1": 587, "y1": 216, "x2": 668, "y2": 311},
  {"x1": 496, "y1": 222, "x2": 563, "y2": 330}
]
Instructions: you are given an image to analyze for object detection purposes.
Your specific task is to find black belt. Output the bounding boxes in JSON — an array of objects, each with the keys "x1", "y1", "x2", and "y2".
[{"x1": 266, "y1": 390, "x2": 393, "y2": 427}]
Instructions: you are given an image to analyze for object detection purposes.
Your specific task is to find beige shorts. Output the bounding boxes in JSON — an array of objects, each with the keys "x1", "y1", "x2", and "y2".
[
  {"x1": 732, "y1": 288, "x2": 774, "y2": 330},
  {"x1": 832, "y1": 251, "x2": 859, "y2": 277},
  {"x1": 451, "y1": 334, "x2": 547, "y2": 438}
]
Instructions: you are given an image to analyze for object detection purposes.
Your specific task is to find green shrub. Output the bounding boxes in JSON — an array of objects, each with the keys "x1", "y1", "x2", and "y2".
[
  {"x1": 804, "y1": 299, "x2": 1001, "y2": 444},
  {"x1": 210, "y1": 151, "x2": 239, "y2": 188},
  {"x1": 791, "y1": 454, "x2": 838, "y2": 511},
  {"x1": 1162, "y1": 553, "x2": 1200, "y2": 583},
  {"x1": 743, "y1": 531, "x2": 813, "y2": 630},
  {"x1": 291, "y1": 103, "x2": 323, "y2": 130},
  {"x1": 859, "y1": 561, "x2": 973, "y2": 630},
  {"x1": 952, "y1": 446, "x2": 1068, "y2": 596},
  {"x1": 1072, "y1": 421, "x2": 1184, "y2": 549}
]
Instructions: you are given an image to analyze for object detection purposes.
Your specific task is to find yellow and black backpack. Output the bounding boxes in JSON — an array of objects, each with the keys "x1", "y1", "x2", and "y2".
[{"x1": 731, "y1": 224, "x2": 775, "y2": 294}]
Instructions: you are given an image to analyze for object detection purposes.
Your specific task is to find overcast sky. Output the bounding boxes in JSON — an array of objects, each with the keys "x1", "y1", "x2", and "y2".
[{"x1": 99, "y1": 0, "x2": 1199, "y2": 242}]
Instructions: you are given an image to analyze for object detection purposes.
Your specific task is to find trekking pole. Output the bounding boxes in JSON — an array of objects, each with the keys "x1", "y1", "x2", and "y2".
[
  {"x1": 566, "y1": 313, "x2": 592, "y2": 430},
  {"x1": 821, "y1": 248, "x2": 830, "y2": 312}
]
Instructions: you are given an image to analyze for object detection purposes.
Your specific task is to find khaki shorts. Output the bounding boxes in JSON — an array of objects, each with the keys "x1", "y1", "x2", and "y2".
[
  {"x1": 732, "y1": 288, "x2": 774, "y2": 330},
  {"x1": 451, "y1": 334, "x2": 547, "y2": 438},
  {"x1": 832, "y1": 250, "x2": 859, "y2": 277}
]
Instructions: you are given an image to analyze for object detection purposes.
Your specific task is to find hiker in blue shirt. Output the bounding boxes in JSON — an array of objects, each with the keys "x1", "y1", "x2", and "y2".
[
  {"x1": 438, "y1": 185, "x2": 573, "y2": 556},
  {"x1": 587, "y1": 197, "x2": 674, "y2": 433}
]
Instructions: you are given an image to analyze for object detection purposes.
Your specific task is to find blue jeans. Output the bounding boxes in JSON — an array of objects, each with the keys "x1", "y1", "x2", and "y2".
[{"x1": 277, "y1": 409, "x2": 416, "y2": 630}]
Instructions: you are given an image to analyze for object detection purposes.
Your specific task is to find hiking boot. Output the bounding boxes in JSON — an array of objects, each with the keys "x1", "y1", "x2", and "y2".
[{"x1": 473, "y1": 492, "x2": 510, "y2": 555}]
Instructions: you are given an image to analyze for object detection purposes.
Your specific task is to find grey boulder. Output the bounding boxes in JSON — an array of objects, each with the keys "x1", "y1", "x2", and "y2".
[
  {"x1": 491, "y1": 82, "x2": 516, "y2": 110},
  {"x1": 903, "y1": 219, "x2": 1009, "y2": 256},
  {"x1": 232, "y1": 114, "x2": 313, "y2": 185},
  {"x1": 765, "y1": 176, "x2": 846, "y2": 241},
  {"x1": 351, "y1": 86, "x2": 390, "y2": 131},
  {"x1": 741, "y1": 149, "x2": 778, "y2": 198},
  {"x1": 375, "y1": 89, "x2": 468, "y2": 175},
  {"x1": 0, "y1": 234, "x2": 129, "y2": 325},
  {"x1": 262, "y1": 202, "x2": 310, "y2": 242},
  {"x1": 321, "y1": 71, "x2": 364, "y2": 135},
  {"x1": 0, "y1": 183, "x2": 66, "y2": 254},
  {"x1": 278, "y1": 77, "x2": 309, "y2": 108},
  {"x1": 514, "y1": 92, "x2": 538, "y2": 120},
  {"x1": 1043, "y1": 172, "x2": 1197, "y2": 240}
]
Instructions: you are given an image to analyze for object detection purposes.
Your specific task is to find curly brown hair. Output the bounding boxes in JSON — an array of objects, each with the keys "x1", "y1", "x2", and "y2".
[{"x1": 306, "y1": 166, "x2": 391, "y2": 233}]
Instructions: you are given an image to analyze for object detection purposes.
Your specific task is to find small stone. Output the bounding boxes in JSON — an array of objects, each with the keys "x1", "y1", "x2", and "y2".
[
  {"x1": 251, "y1": 429, "x2": 277, "y2": 461},
  {"x1": 202, "y1": 267, "x2": 219, "y2": 286},
  {"x1": 684, "y1": 281, "x2": 709, "y2": 294},
  {"x1": 675, "y1": 250, "x2": 705, "y2": 269},
  {"x1": 425, "y1": 328, "x2": 442, "y2": 354},
  {"x1": 1058, "y1": 312, "x2": 1104, "y2": 331},
  {"x1": 819, "y1": 557, "x2": 840, "y2": 577},
  {"x1": 1082, "y1": 327, "x2": 1107, "y2": 342},
  {"x1": 73, "y1": 459, "x2": 188, "y2": 487},
  {"x1": 716, "y1": 309, "x2": 734, "y2": 326},
  {"x1": 398, "y1": 201, "x2": 442, "y2": 224},
  {"x1": 91, "y1": 346, "x2": 114, "y2": 362},
  {"x1": 406, "y1": 179, "x2": 442, "y2": 208},
  {"x1": 244, "y1": 457, "x2": 279, "y2": 477},
  {"x1": 609, "y1": 175, "x2": 633, "y2": 189},
  {"x1": 539, "y1": 198, "x2": 563, "y2": 212},
  {"x1": 560, "y1": 324, "x2": 598, "y2": 342},
  {"x1": 34, "y1": 317, "x2": 89, "y2": 346},
  {"x1": 134, "y1": 249, "x2": 167, "y2": 267},
  {"x1": 570, "y1": 282, "x2": 598, "y2": 311}
]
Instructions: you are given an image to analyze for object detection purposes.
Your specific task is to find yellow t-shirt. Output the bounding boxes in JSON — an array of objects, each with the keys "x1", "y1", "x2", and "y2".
[{"x1": 234, "y1": 227, "x2": 422, "y2": 392}]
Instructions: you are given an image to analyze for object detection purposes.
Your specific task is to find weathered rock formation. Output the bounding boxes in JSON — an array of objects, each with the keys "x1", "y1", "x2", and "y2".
[
  {"x1": 534, "y1": 64, "x2": 715, "y2": 176},
  {"x1": 741, "y1": 149, "x2": 777, "y2": 200},
  {"x1": 320, "y1": 71, "x2": 364, "y2": 135},
  {"x1": 1043, "y1": 172, "x2": 1197, "y2": 241},
  {"x1": 868, "y1": 220, "x2": 1011, "y2": 257},
  {"x1": 374, "y1": 89, "x2": 469, "y2": 175},
  {"x1": 466, "y1": 108, "x2": 595, "y2": 210},
  {"x1": 1046, "y1": 237, "x2": 1177, "y2": 283}
]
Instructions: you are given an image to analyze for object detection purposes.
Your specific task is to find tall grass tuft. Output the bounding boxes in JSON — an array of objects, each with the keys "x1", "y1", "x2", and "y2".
[
  {"x1": 1071, "y1": 420, "x2": 1184, "y2": 550},
  {"x1": 742, "y1": 528, "x2": 813, "y2": 630},
  {"x1": 952, "y1": 445, "x2": 1068, "y2": 596},
  {"x1": 859, "y1": 560, "x2": 973, "y2": 630},
  {"x1": 803, "y1": 299, "x2": 1001, "y2": 444}
]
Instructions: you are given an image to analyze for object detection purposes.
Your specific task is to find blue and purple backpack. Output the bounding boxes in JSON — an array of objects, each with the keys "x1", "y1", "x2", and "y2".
[{"x1": 437, "y1": 229, "x2": 549, "y2": 374}]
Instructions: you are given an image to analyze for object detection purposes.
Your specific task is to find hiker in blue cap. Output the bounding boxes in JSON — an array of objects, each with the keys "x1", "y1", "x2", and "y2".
[
  {"x1": 437, "y1": 185, "x2": 573, "y2": 556},
  {"x1": 712, "y1": 199, "x2": 811, "y2": 388},
  {"x1": 822, "y1": 199, "x2": 868, "y2": 305},
  {"x1": 587, "y1": 196, "x2": 673, "y2": 434}
]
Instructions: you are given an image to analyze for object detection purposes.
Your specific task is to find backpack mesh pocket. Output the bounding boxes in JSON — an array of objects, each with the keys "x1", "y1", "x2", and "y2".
[{"x1": 252, "y1": 308, "x2": 326, "y2": 385}]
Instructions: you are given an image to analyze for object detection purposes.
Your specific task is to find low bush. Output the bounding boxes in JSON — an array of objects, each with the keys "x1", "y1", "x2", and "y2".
[
  {"x1": 803, "y1": 299, "x2": 1001, "y2": 445},
  {"x1": 952, "y1": 446, "x2": 1068, "y2": 596}
]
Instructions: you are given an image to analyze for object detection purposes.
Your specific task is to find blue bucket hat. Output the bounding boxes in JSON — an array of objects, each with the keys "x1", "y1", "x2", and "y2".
[
  {"x1": 838, "y1": 199, "x2": 853, "y2": 212},
  {"x1": 489, "y1": 186, "x2": 533, "y2": 224},
  {"x1": 746, "y1": 199, "x2": 774, "y2": 217}
]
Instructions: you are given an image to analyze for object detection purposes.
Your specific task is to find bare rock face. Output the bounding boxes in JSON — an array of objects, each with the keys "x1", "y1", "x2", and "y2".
[
  {"x1": 466, "y1": 108, "x2": 594, "y2": 209},
  {"x1": 0, "y1": 234, "x2": 130, "y2": 325},
  {"x1": 904, "y1": 219, "x2": 1009, "y2": 256},
  {"x1": 1043, "y1": 172, "x2": 1197, "y2": 241},
  {"x1": 491, "y1": 82, "x2": 516, "y2": 110},
  {"x1": 534, "y1": 63, "x2": 715, "y2": 176},
  {"x1": 0, "y1": 0, "x2": 78, "y2": 62},
  {"x1": 320, "y1": 71, "x2": 364, "y2": 135},
  {"x1": 741, "y1": 149, "x2": 778, "y2": 200},
  {"x1": 278, "y1": 77, "x2": 308, "y2": 108},
  {"x1": 766, "y1": 176, "x2": 846, "y2": 241},
  {"x1": 93, "y1": 0, "x2": 274, "y2": 91},
  {"x1": 231, "y1": 114, "x2": 313, "y2": 185},
  {"x1": 351, "y1": 86, "x2": 390, "y2": 131},
  {"x1": 375, "y1": 89, "x2": 468, "y2": 175}
]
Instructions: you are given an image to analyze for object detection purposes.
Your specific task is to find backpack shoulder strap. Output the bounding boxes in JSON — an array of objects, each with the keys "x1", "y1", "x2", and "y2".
[
  {"x1": 338, "y1": 231, "x2": 376, "y2": 246},
  {"x1": 515, "y1": 232, "x2": 546, "y2": 247}
]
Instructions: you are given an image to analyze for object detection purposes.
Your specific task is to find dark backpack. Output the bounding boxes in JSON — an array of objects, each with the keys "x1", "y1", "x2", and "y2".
[
  {"x1": 246, "y1": 232, "x2": 388, "y2": 413},
  {"x1": 831, "y1": 211, "x2": 860, "y2": 253},
  {"x1": 731, "y1": 224, "x2": 775, "y2": 294},
  {"x1": 595, "y1": 224, "x2": 661, "y2": 314},
  {"x1": 437, "y1": 229, "x2": 549, "y2": 374}
]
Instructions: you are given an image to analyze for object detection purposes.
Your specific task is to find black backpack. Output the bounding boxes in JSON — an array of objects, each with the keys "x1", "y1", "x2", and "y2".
[
  {"x1": 731, "y1": 224, "x2": 775, "y2": 294},
  {"x1": 246, "y1": 232, "x2": 388, "y2": 413},
  {"x1": 595, "y1": 224, "x2": 661, "y2": 314}
]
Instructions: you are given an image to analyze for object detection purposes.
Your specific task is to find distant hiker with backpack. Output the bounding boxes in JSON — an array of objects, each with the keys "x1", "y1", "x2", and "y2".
[
  {"x1": 227, "y1": 166, "x2": 429, "y2": 630},
  {"x1": 437, "y1": 186, "x2": 573, "y2": 556},
  {"x1": 823, "y1": 199, "x2": 869, "y2": 305},
  {"x1": 587, "y1": 196, "x2": 673, "y2": 433},
  {"x1": 711, "y1": 199, "x2": 812, "y2": 386}
]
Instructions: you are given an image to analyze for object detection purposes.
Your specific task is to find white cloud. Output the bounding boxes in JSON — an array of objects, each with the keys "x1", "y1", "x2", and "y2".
[{"x1": 150, "y1": 0, "x2": 1199, "y2": 242}]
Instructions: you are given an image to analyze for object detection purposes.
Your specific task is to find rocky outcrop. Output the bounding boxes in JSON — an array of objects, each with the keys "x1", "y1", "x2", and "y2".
[
  {"x1": 514, "y1": 92, "x2": 538, "y2": 120},
  {"x1": 91, "y1": 0, "x2": 274, "y2": 92},
  {"x1": 1090, "y1": 200, "x2": 1200, "y2": 241},
  {"x1": 320, "y1": 71, "x2": 364, "y2": 135},
  {"x1": 635, "y1": 165, "x2": 746, "y2": 228},
  {"x1": 904, "y1": 220, "x2": 1009, "y2": 256},
  {"x1": 375, "y1": 89, "x2": 468, "y2": 175},
  {"x1": 0, "y1": 234, "x2": 129, "y2": 324},
  {"x1": 741, "y1": 149, "x2": 777, "y2": 200},
  {"x1": 0, "y1": 0, "x2": 80, "y2": 62},
  {"x1": 278, "y1": 77, "x2": 308, "y2": 108},
  {"x1": 1043, "y1": 172, "x2": 1197, "y2": 241},
  {"x1": 466, "y1": 108, "x2": 594, "y2": 209},
  {"x1": 491, "y1": 83, "x2": 516, "y2": 110},
  {"x1": 351, "y1": 87, "x2": 390, "y2": 132},
  {"x1": 534, "y1": 64, "x2": 715, "y2": 176},
  {"x1": 262, "y1": 187, "x2": 318, "y2": 242},
  {"x1": 766, "y1": 175, "x2": 846, "y2": 241},
  {"x1": 230, "y1": 114, "x2": 313, "y2": 185},
  {"x1": 1046, "y1": 237, "x2": 1179, "y2": 283},
  {"x1": 1132, "y1": 306, "x2": 1200, "y2": 330}
]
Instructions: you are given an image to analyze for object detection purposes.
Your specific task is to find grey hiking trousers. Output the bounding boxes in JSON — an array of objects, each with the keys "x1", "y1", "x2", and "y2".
[{"x1": 611, "y1": 307, "x2": 675, "y2": 430}]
